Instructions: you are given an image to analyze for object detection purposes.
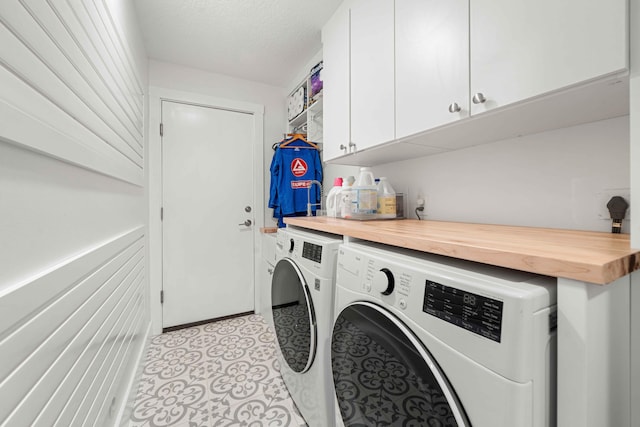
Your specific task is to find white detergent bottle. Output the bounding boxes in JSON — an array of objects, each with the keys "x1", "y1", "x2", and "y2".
[
  {"x1": 352, "y1": 167, "x2": 377, "y2": 219},
  {"x1": 326, "y1": 177, "x2": 344, "y2": 217},
  {"x1": 376, "y1": 177, "x2": 396, "y2": 219},
  {"x1": 340, "y1": 176, "x2": 355, "y2": 219}
]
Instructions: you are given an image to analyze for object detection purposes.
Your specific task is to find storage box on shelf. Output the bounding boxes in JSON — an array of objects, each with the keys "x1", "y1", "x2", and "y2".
[{"x1": 287, "y1": 62, "x2": 324, "y2": 143}]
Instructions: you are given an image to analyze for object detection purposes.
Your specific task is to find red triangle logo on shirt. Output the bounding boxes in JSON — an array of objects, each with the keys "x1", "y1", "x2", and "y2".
[{"x1": 291, "y1": 158, "x2": 308, "y2": 177}]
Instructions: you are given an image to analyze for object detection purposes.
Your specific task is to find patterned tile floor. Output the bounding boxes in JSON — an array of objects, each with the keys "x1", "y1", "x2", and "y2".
[{"x1": 128, "y1": 313, "x2": 308, "y2": 427}]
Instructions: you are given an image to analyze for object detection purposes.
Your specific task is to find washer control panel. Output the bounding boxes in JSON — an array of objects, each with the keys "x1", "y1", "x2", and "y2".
[
  {"x1": 423, "y1": 280, "x2": 504, "y2": 342},
  {"x1": 371, "y1": 268, "x2": 395, "y2": 295}
]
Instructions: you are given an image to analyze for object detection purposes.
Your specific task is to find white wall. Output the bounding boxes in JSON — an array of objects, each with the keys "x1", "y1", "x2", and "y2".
[
  {"x1": 0, "y1": 1, "x2": 148, "y2": 425},
  {"x1": 148, "y1": 59, "x2": 288, "y2": 228},
  {"x1": 373, "y1": 116, "x2": 630, "y2": 232}
]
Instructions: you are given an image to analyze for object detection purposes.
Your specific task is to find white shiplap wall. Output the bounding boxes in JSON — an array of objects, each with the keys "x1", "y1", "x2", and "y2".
[{"x1": 0, "y1": 1, "x2": 147, "y2": 426}]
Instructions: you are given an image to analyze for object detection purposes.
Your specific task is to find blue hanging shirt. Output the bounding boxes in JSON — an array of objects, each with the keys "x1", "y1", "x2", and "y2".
[{"x1": 269, "y1": 143, "x2": 322, "y2": 227}]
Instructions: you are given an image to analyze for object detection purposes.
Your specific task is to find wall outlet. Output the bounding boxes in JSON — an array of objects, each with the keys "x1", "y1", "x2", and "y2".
[{"x1": 596, "y1": 188, "x2": 631, "y2": 221}]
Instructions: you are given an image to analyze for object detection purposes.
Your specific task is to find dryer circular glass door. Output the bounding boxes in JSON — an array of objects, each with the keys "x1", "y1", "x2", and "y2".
[
  {"x1": 271, "y1": 257, "x2": 317, "y2": 373},
  {"x1": 331, "y1": 302, "x2": 470, "y2": 427}
]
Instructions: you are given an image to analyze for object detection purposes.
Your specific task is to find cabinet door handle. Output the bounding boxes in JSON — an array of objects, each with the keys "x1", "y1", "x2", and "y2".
[
  {"x1": 472, "y1": 93, "x2": 487, "y2": 104},
  {"x1": 448, "y1": 102, "x2": 461, "y2": 113},
  {"x1": 340, "y1": 144, "x2": 347, "y2": 151},
  {"x1": 348, "y1": 142, "x2": 356, "y2": 153}
]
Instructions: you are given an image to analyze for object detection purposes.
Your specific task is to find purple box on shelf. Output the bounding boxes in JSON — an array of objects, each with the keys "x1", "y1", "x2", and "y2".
[{"x1": 309, "y1": 61, "x2": 323, "y2": 99}]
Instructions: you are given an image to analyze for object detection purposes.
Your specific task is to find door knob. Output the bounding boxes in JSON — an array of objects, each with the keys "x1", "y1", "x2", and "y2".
[
  {"x1": 245, "y1": 206, "x2": 252, "y2": 213},
  {"x1": 239, "y1": 219, "x2": 252, "y2": 227},
  {"x1": 472, "y1": 92, "x2": 487, "y2": 104}
]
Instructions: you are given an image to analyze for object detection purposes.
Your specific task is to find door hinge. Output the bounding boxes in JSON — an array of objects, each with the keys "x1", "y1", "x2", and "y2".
[
  {"x1": 160, "y1": 207, "x2": 163, "y2": 221},
  {"x1": 160, "y1": 290, "x2": 164, "y2": 304},
  {"x1": 160, "y1": 123, "x2": 163, "y2": 136}
]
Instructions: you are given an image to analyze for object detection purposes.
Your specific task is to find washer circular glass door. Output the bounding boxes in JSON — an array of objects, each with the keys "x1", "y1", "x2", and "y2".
[
  {"x1": 332, "y1": 302, "x2": 470, "y2": 426},
  {"x1": 271, "y1": 257, "x2": 317, "y2": 373}
]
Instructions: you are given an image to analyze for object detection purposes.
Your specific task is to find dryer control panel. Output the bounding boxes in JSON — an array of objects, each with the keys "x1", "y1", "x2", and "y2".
[
  {"x1": 423, "y1": 280, "x2": 504, "y2": 343},
  {"x1": 302, "y1": 241, "x2": 323, "y2": 263}
]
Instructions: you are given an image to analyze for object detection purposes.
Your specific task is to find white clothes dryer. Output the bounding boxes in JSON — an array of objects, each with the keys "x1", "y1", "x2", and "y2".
[
  {"x1": 332, "y1": 241, "x2": 557, "y2": 427},
  {"x1": 269, "y1": 227, "x2": 342, "y2": 427}
]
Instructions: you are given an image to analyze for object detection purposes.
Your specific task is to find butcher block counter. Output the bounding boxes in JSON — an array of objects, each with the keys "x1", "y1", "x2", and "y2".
[
  {"x1": 284, "y1": 216, "x2": 640, "y2": 427},
  {"x1": 283, "y1": 217, "x2": 640, "y2": 285}
]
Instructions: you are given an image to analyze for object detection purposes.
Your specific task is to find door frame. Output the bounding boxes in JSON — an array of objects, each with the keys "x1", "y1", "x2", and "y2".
[{"x1": 147, "y1": 86, "x2": 264, "y2": 334}]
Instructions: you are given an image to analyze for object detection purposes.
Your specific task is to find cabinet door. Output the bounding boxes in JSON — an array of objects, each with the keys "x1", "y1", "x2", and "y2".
[
  {"x1": 470, "y1": 0, "x2": 628, "y2": 115},
  {"x1": 396, "y1": 0, "x2": 469, "y2": 139},
  {"x1": 350, "y1": 0, "x2": 395, "y2": 151},
  {"x1": 322, "y1": 2, "x2": 351, "y2": 161}
]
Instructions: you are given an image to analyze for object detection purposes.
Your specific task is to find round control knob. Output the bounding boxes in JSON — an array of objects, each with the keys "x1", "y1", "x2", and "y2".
[{"x1": 372, "y1": 268, "x2": 395, "y2": 295}]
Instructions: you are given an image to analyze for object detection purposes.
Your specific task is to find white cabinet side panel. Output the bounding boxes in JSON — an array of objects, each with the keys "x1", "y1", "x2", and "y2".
[{"x1": 557, "y1": 277, "x2": 631, "y2": 427}]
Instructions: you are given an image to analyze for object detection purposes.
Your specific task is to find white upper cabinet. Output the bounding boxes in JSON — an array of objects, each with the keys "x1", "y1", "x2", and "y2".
[
  {"x1": 349, "y1": 0, "x2": 395, "y2": 151},
  {"x1": 395, "y1": 0, "x2": 469, "y2": 139},
  {"x1": 321, "y1": 0, "x2": 629, "y2": 165},
  {"x1": 322, "y1": 1, "x2": 351, "y2": 161},
  {"x1": 470, "y1": 0, "x2": 628, "y2": 115}
]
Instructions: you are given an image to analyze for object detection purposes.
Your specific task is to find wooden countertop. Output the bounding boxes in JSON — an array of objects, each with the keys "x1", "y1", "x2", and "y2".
[{"x1": 283, "y1": 217, "x2": 640, "y2": 285}]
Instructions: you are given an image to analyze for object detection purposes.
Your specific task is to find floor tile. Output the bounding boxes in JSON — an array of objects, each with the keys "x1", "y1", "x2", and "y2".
[
  {"x1": 210, "y1": 394, "x2": 305, "y2": 427},
  {"x1": 128, "y1": 313, "x2": 305, "y2": 427},
  {"x1": 129, "y1": 376, "x2": 209, "y2": 427}
]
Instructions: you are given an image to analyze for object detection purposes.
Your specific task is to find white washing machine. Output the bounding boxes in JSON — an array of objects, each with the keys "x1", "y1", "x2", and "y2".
[
  {"x1": 269, "y1": 227, "x2": 342, "y2": 427},
  {"x1": 332, "y1": 241, "x2": 557, "y2": 427}
]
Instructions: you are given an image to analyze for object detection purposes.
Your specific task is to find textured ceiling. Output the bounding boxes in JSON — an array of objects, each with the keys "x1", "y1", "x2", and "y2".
[{"x1": 133, "y1": 0, "x2": 343, "y2": 88}]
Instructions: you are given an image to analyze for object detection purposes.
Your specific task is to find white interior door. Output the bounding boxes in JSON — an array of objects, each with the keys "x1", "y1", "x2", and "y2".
[{"x1": 162, "y1": 101, "x2": 254, "y2": 328}]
